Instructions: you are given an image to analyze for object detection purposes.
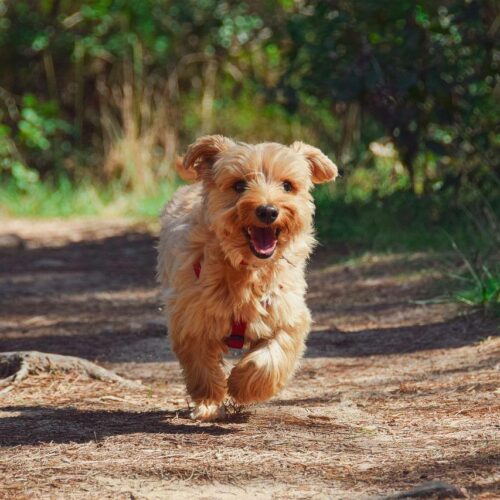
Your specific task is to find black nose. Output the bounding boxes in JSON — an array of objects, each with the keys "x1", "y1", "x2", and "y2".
[{"x1": 256, "y1": 204, "x2": 279, "y2": 224}]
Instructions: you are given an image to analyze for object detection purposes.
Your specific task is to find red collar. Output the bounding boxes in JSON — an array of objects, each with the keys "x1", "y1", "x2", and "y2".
[{"x1": 193, "y1": 261, "x2": 246, "y2": 349}]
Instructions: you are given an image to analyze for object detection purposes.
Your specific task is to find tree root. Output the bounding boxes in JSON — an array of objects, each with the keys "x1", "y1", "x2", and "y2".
[{"x1": 0, "y1": 351, "x2": 144, "y2": 393}]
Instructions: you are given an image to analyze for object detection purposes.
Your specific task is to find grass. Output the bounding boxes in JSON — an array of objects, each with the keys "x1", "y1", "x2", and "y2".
[
  {"x1": 314, "y1": 186, "x2": 493, "y2": 252},
  {"x1": 0, "y1": 177, "x2": 178, "y2": 219},
  {"x1": 454, "y1": 267, "x2": 500, "y2": 312},
  {"x1": 450, "y1": 239, "x2": 500, "y2": 314}
]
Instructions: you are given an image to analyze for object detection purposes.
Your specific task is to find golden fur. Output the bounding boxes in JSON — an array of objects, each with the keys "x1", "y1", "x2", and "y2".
[{"x1": 157, "y1": 136, "x2": 337, "y2": 420}]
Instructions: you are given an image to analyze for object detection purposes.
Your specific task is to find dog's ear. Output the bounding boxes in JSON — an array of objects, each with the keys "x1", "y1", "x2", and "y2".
[
  {"x1": 175, "y1": 156, "x2": 198, "y2": 182},
  {"x1": 290, "y1": 141, "x2": 338, "y2": 184},
  {"x1": 182, "y1": 135, "x2": 235, "y2": 180}
]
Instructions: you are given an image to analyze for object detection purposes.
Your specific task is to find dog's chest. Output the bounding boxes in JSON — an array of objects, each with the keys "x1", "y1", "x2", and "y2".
[
  {"x1": 232, "y1": 266, "x2": 300, "y2": 322},
  {"x1": 259, "y1": 288, "x2": 276, "y2": 309},
  {"x1": 244, "y1": 280, "x2": 287, "y2": 323},
  {"x1": 241, "y1": 273, "x2": 283, "y2": 310}
]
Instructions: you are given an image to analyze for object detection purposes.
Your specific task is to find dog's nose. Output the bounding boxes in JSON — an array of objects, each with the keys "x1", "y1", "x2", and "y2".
[{"x1": 256, "y1": 205, "x2": 279, "y2": 224}]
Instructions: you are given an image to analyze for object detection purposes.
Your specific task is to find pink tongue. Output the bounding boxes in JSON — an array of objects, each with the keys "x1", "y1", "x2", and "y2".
[{"x1": 251, "y1": 227, "x2": 277, "y2": 254}]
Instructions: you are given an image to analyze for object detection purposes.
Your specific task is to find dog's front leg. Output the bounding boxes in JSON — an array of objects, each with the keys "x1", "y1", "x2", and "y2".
[
  {"x1": 227, "y1": 319, "x2": 308, "y2": 404},
  {"x1": 174, "y1": 340, "x2": 227, "y2": 421}
]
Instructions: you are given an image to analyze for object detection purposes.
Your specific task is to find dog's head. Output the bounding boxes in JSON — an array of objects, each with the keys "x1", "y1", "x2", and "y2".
[{"x1": 180, "y1": 135, "x2": 338, "y2": 265}]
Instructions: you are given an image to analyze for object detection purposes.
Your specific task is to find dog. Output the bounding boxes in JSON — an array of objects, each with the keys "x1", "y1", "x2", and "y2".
[{"x1": 157, "y1": 135, "x2": 337, "y2": 420}]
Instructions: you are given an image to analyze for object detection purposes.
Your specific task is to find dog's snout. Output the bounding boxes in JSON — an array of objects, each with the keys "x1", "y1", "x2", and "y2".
[{"x1": 256, "y1": 204, "x2": 279, "y2": 224}]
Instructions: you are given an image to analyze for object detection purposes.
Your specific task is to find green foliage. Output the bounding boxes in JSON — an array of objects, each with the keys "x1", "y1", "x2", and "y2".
[
  {"x1": 277, "y1": 0, "x2": 499, "y2": 193},
  {"x1": 451, "y1": 240, "x2": 500, "y2": 314},
  {"x1": 18, "y1": 95, "x2": 70, "y2": 151},
  {"x1": 447, "y1": 204, "x2": 500, "y2": 314},
  {"x1": 0, "y1": 176, "x2": 177, "y2": 218},
  {"x1": 0, "y1": 93, "x2": 71, "y2": 189},
  {"x1": 454, "y1": 264, "x2": 500, "y2": 313},
  {"x1": 0, "y1": 1, "x2": 497, "y2": 186},
  {"x1": 315, "y1": 188, "x2": 473, "y2": 251},
  {"x1": 0, "y1": 124, "x2": 39, "y2": 191}
]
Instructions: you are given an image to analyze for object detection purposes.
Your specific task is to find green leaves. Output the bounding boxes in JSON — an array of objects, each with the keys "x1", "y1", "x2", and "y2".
[
  {"x1": 0, "y1": 123, "x2": 39, "y2": 191},
  {"x1": 18, "y1": 95, "x2": 70, "y2": 151},
  {"x1": 277, "y1": 0, "x2": 498, "y2": 192},
  {"x1": 454, "y1": 263, "x2": 500, "y2": 313},
  {"x1": 10, "y1": 161, "x2": 40, "y2": 189}
]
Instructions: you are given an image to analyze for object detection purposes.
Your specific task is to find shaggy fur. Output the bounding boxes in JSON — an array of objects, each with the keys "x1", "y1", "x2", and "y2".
[{"x1": 157, "y1": 136, "x2": 337, "y2": 421}]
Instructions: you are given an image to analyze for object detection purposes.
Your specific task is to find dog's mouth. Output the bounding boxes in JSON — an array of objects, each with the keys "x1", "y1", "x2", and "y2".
[{"x1": 244, "y1": 226, "x2": 280, "y2": 259}]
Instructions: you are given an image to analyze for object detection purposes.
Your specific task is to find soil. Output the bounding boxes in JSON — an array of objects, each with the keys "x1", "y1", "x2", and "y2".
[{"x1": 0, "y1": 218, "x2": 498, "y2": 499}]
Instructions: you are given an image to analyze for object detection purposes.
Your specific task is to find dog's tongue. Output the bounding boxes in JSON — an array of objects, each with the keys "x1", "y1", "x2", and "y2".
[{"x1": 250, "y1": 226, "x2": 277, "y2": 255}]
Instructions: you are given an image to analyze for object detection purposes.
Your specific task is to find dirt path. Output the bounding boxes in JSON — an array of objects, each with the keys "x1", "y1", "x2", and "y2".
[{"x1": 0, "y1": 219, "x2": 498, "y2": 499}]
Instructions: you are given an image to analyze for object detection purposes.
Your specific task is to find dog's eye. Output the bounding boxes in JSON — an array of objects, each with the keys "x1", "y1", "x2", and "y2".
[
  {"x1": 233, "y1": 180, "x2": 247, "y2": 193},
  {"x1": 283, "y1": 181, "x2": 293, "y2": 192}
]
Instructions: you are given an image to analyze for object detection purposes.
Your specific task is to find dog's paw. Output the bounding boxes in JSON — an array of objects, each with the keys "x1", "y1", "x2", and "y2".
[
  {"x1": 228, "y1": 361, "x2": 278, "y2": 404},
  {"x1": 190, "y1": 403, "x2": 225, "y2": 422}
]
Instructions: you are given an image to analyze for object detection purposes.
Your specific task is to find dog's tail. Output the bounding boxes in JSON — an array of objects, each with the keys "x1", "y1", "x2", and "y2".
[{"x1": 175, "y1": 155, "x2": 198, "y2": 182}]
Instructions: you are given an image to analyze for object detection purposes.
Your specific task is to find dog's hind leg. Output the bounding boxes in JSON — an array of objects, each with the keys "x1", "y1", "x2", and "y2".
[
  {"x1": 227, "y1": 316, "x2": 309, "y2": 404},
  {"x1": 174, "y1": 340, "x2": 227, "y2": 421}
]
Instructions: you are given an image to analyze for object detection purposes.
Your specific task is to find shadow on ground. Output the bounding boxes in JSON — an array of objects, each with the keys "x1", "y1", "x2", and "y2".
[
  {"x1": 0, "y1": 314, "x2": 496, "y2": 363},
  {"x1": 0, "y1": 231, "x2": 157, "y2": 298},
  {"x1": 306, "y1": 314, "x2": 497, "y2": 357},
  {"x1": 0, "y1": 324, "x2": 173, "y2": 363},
  {"x1": 0, "y1": 230, "x2": 497, "y2": 364},
  {"x1": 0, "y1": 406, "x2": 235, "y2": 447}
]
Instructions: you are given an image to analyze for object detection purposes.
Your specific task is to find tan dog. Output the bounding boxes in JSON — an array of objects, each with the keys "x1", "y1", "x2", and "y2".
[{"x1": 157, "y1": 136, "x2": 337, "y2": 420}]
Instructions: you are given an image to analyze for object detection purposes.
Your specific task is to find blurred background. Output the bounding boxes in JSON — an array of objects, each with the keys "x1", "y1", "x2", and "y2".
[{"x1": 0, "y1": 0, "x2": 498, "y2": 255}]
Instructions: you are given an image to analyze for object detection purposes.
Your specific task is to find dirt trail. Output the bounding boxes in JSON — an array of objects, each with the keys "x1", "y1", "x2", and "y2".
[{"x1": 0, "y1": 219, "x2": 498, "y2": 499}]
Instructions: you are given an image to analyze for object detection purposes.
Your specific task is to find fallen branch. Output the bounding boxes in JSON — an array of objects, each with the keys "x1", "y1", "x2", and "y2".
[{"x1": 0, "y1": 351, "x2": 144, "y2": 392}]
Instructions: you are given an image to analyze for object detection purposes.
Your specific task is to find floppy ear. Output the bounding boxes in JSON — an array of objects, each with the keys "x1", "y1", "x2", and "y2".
[
  {"x1": 290, "y1": 141, "x2": 338, "y2": 184},
  {"x1": 175, "y1": 156, "x2": 198, "y2": 182},
  {"x1": 181, "y1": 135, "x2": 235, "y2": 180}
]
